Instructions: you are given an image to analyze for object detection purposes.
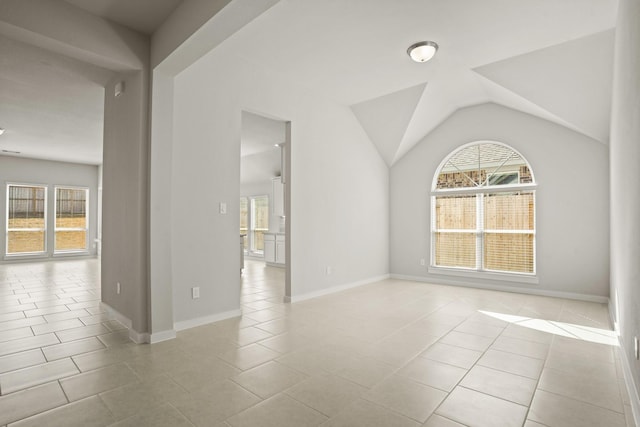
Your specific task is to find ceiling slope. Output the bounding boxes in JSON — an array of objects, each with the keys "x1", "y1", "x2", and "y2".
[
  {"x1": 212, "y1": 0, "x2": 616, "y2": 166},
  {"x1": 474, "y1": 30, "x2": 615, "y2": 144},
  {"x1": 63, "y1": 0, "x2": 183, "y2": 35},
  {"x1": 351, "y1": 83, "x2": 426, "y2": 166}
]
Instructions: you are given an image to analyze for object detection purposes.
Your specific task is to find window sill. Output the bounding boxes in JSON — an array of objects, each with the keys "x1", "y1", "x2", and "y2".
[
  {"x1": 54, "y1": 251, "x2": 90, "y2": 257},
  {"x1": 428, "y1": 266, "x2": 539, "y2": 285},
  {"x1": 4, "y1": 253, "x2": 48, "y2": 261}
]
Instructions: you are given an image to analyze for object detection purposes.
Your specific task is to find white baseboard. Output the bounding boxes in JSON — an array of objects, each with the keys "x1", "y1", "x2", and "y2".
[
  {"x1": 101, "y1": 302, "x2": 149, "y2": 343},
  {"x1": 102, "y1": 304, "x2": 244, "y2": 342},
  {"x1": 149, "y1": 329, "x2": 177, "y2": 344},
  {"x1": 390, "y1": 274, "x2": 609, "y2": 304},
  {"x1": 128, "y1": 329, "x2": 149, "y2": 344},
  {"x1": 619, "y1": 335, "x2": 640, "y2": 427},
  {"x1": 288, "y1": 274, "x2": 391, "y2": 303},
  {"x1": 174, "y1": 309, "x2": 242, "y2": 331},
  {"x1": 101, "y1": 302, "x2": 132, "y2": 328}
]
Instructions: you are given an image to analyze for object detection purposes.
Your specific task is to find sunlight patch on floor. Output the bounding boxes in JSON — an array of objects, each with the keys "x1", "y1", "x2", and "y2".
[{"x1": 478, "y1": 310, "x2": 619, "y2": 346}]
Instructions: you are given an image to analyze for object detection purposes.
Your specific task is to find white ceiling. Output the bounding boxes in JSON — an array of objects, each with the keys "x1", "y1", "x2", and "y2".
[
  {"x1": 0, "y1": 36, "x2": 112, "y2": 164},
  {"x1": 0, "y1": 0, "x2": 618, "y2": 167},
  {"x1": 63, "y1": 0, "x2": 183, "y2": 35},
  {"x1": 241, "y1": 111, "x2": 285, "y2": 184},
  {"x1": 241, "y1": 111, "x2": 286, "y2": 157},
  {"x1": 224, "y1": 0, "x2": 617, "y2": 165},
  {"x1": 0, "y1": 0, "x2": 183, "y2": 165}
]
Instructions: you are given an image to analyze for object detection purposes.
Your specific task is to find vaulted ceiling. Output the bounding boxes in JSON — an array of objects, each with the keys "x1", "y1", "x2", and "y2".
[
  {"x1": 0, "y1": 0, "x2": 618, "y2": 166},
  {"x1": 219, "y1": 0, "x2": 617, "y2": 166}
]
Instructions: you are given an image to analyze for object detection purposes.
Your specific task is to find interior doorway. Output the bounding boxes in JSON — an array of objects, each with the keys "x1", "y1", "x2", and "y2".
[{"x1": 240, "y1": 111, "x2": 291, "y2": 301}]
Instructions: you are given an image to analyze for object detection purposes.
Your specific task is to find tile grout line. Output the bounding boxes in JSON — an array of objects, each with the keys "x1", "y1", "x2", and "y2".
[{"x1": 521, "y1": 301, "x2": 563, "y2": 427}]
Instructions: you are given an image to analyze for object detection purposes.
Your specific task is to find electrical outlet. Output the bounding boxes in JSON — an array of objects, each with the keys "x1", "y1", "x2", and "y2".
[
  {"x1": 420, "y1": 259, "x2": 426, "y2": 266},
  {"x1": 116, "y1": 282, "x2": 121, "y2": 295},
  {"x1": 192, "y1": 287, "x2": 200, "y2": 299},
  {"x1": 635, "y1": 336, "x2": 639, "y2": 360}
]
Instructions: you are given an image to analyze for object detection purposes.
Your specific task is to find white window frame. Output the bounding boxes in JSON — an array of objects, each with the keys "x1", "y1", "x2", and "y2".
[
  {"x1": 240, "y1": 196, "x2": 249, "y2": 255},
  {"x1": 6, "y1": 183, "x2": 48, "y2": 256},
  {"x1": 429, "y1": 142, "x2": 538, "y2": 283},
  {"x1": 54, "y1": 186, "x2": 89, "y2": 254},
  {"x1": 241, "y1": 194, "x2": 269, "y2": 257}
]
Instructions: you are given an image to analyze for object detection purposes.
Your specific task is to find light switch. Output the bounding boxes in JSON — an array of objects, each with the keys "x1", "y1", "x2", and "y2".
[{"x1": 219, "y1": 202, "x2": 227, "y2": 214}]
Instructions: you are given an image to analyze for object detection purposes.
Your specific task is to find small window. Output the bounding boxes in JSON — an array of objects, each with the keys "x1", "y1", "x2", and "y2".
[
  {"x1": 432, "y1": 142, "x2": 536, "y2": 275},
  {"x1": 250, "y1": 196, "x2": 269, "y2": 254},
  {"x1": 240, "y1": 197, "x2": 249, "y2": 251},
  {"x1": 55, "y1": 187, "x2": 88, "y2": 253},
  {"x1": 6, "y1": 184, "x2": 47, "y2": 255},
  {"x1": 488, "y1": 171, "x2": 519, "y2": 186}
]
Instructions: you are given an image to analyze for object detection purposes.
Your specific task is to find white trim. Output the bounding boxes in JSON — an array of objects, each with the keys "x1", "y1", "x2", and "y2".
[
  {"x1": 53, "y1": 251, "x2": 91, "y2": 258},
  {"x1": 431, "y1": 140, "x2": 536, "y2": 191},
  {"x1": 128, "y1": 329, "x2": 149, "y2": 344},
  {"x1": 266, "y1": 262, "x2": 285, "y2": 268},
  {"x1": 101, "y1": 302, "x2": 148, "y2": 344},
  {"x1": 53, "y1": 186, "x2": 89, "y2": 254},
  {"x1": 433, "y1": 183, "x2": 537, "y2": 196},
  {"x1": 619, "y1": 335, "x2": 640, "y2": 427},
  {"x1": 428, "y1": 267, "x2": 539, "y2": 285},
  {"x1": 149, "y1": 329, "x2": 177, "y2": 344},
  {"x1": 288, "y1": 274, "x2": 391, "y2": 303},
  {"x1": 1, "y1": 254, "x2": 97, "y2": 264},
  {"x1": 390, "y1": 274, "x2": 609, "y2": 304},
  {"x1": 102, "y1": 302, "x2": 176, "y2": 344},
  {"x1": 174, "y1": 309, "x2": 242, "y2": 331},
  {"x1": 611, "y1": 299, "x2": 640, "y2": 427},
  {"x1": 101, "y1": 302, "x2": 132, "y2": 328},
  {"x1": 3, "y1": 254, "x2": 49, "y2": 262},
  {"x1": 6, "y1": 183, "x2": 48, "y2": 256}
]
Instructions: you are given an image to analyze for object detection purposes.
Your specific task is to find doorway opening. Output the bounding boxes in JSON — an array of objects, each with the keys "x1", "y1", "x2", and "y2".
[{"x1": 240, "y1": 111, "x2": 291, "y2": 302}]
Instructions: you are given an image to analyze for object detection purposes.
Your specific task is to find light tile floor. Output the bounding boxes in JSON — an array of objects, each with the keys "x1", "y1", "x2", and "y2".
[{"x1": 0, "y1": 258, "x2": 636, "y2": 427}]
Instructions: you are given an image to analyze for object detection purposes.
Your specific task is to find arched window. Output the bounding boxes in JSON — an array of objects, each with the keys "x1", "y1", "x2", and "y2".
[{"x1": 431, "y1": 142, "x2": 536, "y2": 276}]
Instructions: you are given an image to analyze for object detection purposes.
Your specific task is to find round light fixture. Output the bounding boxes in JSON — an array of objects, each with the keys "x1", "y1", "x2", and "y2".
[{"x1": 407, "y1": 41, "x2": 439, "y2": 63}]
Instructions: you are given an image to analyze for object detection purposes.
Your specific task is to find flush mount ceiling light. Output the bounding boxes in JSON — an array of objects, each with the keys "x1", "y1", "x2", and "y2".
[
  {"x1": 407, "y1": 41, "x2": 439, "y2": 63},
  {"x1": 0, "y1": 128, "x2": 5, "y2": 135}
]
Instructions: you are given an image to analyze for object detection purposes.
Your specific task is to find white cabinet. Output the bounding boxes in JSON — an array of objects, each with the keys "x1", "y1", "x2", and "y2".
[
  {"x1": 264, "y1": 233, "x2": 285, "y2": 267},
  {"x1": 275, "y1": 234, "x2": 286, "y2": 264},
  {"x1": 264, "y1": 234, "x2": 276, "y2": 263},
  {"x1": 272, "y1": 177, "x2": 284, "y2": 217}
]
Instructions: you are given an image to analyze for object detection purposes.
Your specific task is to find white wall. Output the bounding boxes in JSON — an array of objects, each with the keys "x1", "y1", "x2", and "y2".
[
  {"x1": 0, "y1": 156, "x2": 99, "y2": 260},
  {"x1": 165, "y1": 49, "x2": 388, "y2": 324},
  {"x1": 390, "y1": 103, "x2": 610, "y2": 299},
  {"x1": 610, "y1": 0, "x2": 640, "y2": 410},
  {"x1": 240, "y1": 150, "x2": 281, "y2": 185},
  {"x1": 102, "y1": 70, "x2": 150, "y2": 337},
  {"x1": 241, "y1": 181, "x2": 271, "y2": 197},
  {"x1": 149, "y1": 71, "x2": 176, "y2": 341}
]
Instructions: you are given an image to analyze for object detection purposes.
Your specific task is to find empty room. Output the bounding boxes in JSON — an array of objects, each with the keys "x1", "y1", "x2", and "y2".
[{"x1": 0, "y1": 0, "x2": 638, "y2": 426}]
